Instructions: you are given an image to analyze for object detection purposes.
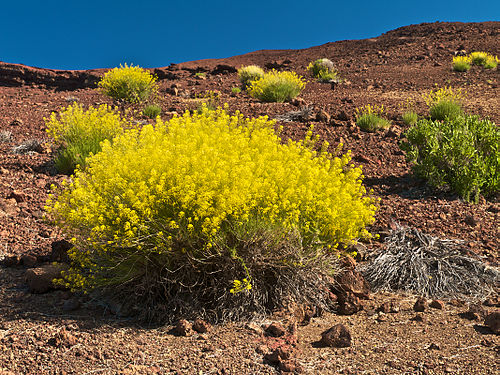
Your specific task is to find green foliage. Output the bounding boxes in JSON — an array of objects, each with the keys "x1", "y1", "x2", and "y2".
[
  {"x1": 401, "y1": 115, "x2": 500, "y2": 202},
  {"x1": 46, "y1": 107, "x2": 376, "y2": 305},
  {"x1": 469, "y1": 51, "x2": 490, "y2": 66},
  {"x1": 142, "y1": 104, "x2": 162, "y2": 119},
  {"x1": 195, "y1": 72, "x2": 206, "y2": 78},
  {"x1": 452, "y1": 55, "x2": 471, "y2": 72},
  {"x1": 247, "y1": 70, "x2": 305, "y2": 103},
  {"x1": 423, "y1": 86, "x2": 465, "y2": 121},
  {"x1": 355, "y1": 104, "x2": 391, "y2": 132},
  {"x1": 429, "y1": 100, "x2": 463, "y2": 121},
  {"x1": 402, "y1": 111, "x2": 419, "y2": 126},
  {"x1": 45, "y1": 103, "x2": 132, "y2": 174},
  {"x1": 484, "y1": 55, "x2": 499, "y2": 69},
  {"x1": 237, "y1": 65, "x2": 265, "y2": 87},
  {"x1": 231, "y1": 87, "x2": 242, "y2": 94},
  {"x1": 98, "y1": 64, "x2": 158, "y2": 103},
  {"x1": 307, "y1": 58, "x2": 334, "y2": 76}
]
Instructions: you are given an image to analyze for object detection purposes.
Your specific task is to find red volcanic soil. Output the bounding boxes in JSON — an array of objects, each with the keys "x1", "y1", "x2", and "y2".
[{"x1": 0, "y1": 22, "x2": 499, "y2": 374}]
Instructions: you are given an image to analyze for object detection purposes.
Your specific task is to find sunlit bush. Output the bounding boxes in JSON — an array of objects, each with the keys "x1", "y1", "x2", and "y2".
[
  {"x1": 237, "y1": 65, "x2": 265, "y2": 87},
  {"x1": 98, "y1": 64, "x2": 158, "y2": 103},
  {"x1": 355, "y1": 104, "x2": 391, "y2": 132},
  {"x1": 45, "y1": 103, "x2": 132, "y2": 174},
  {"x1": 247, "y1": 70, "x2": 305, "y2": 102},
  {"x1": 46, "y1": 106, "x2": 377, "y2": 320},
  {"x1": 401, "y1": 115, "x2": 499, "y2": 202}
]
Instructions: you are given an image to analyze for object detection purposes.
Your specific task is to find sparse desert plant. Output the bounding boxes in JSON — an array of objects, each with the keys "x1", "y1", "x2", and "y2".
[
  {"x1": 469, "y1": 51, "x2": 489, "y2": 66},
  {"x1": 402, "y1": 111, "x2": 419, "y2": 126},
  {"x1": 484, "y1": 55, "x2": 499, "y2": 69},
  {"x1": 0, "y1": 130, "x2": 12, "y2": 143},
  {"x1": 98, "y1": 64, "x2": 158, "y2": 103},
  {"x1": 46, "y1": 106, "x2": 377, "y2": 322},
  {"x1": 307, "y1": 58, "x2": 340, "y2": 82},
  {"x1": 45, "y1": 103, "x2": 132, "y2": 174},
  {"x1": 400, "y1": 114, "x2": 499, "y2": 202},
  {"x1": 195, "y1": 72, "x2": 206, "y2": 78},
  {"x1": 247, "y1": 70, "x2": 305, "y2": 103},
  {"x1": 362, "y1": 224, "x2": 500, "y2": 298},
  {"x1": 423, "y1": 86, "x2": 465, "y2": 121},
  {"x1": 143, "y1": 104, "x2": 162, "y2": 119},
  {"x1": 237, "y1": 65, "x2": 265, "y2": 87},
  {"x1": 355, "y1": 104, "x2": 391, "y2": 132},
  {"x1": 452, "y1": 55, "x2": 471, "y2": 72},
  {"x1": 231, "y1": 87, "x2": 242, "y2": 94}
]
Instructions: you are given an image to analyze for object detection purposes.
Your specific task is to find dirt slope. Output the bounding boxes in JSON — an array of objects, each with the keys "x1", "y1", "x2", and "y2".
[{"x1": 0, "y1": 21, "x2": 498, "y2": 374}]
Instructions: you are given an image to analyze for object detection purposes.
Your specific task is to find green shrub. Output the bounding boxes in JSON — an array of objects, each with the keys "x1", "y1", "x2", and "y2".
[
  {"x1": 45, "y1": 103, "x2": 132, "y2": 174},
  {"x1": 46, "y1": 106, "x2": 377, "y2": 321},
  {"x1": 143, "y1": 104, "x2": 162, "y2": 119},
  {"x1": 423, "y1": 86, "x2": 465, "y2": 121},
  {"x1": 247, "y1": 70, "x2": 305, "y2": 102},
  {"x1": 469, "y1": 51, "x2": 489, "y2": 66},
  {"x1": 307, "y1": 58, "x2": 335, "y2": 77},
  {"x1": 402, "y1": 111, "x2": 419, "y2": 126},
  {"x1": 98, "y1": 64, "x2": 158, "y2": 103},
  {"x1": 237, "y1": 65, "x2": 265, "y2": 87},
  {"x1": 452, "y1": 55, "x2": 471, "y2": 72},
  {"x1": 429, "y1": 100, "x2": 463, "y2": 121},
  {"x1": 484, "y1": 55, "x2": 499, "y2": 69},
  {"x1": 231, "y1": 87, "x2": 242, "y2": 94},
  {"x1": 400, "y1": 115, "x2": 499, "y2": 202},
  {"x1": 355, "y1": 104, "x2": 391, "y2": 132}
]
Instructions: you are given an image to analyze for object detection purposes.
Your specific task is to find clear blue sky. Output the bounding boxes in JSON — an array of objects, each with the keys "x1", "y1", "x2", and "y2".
[{"x1": 1, "y1": 1, "x2": 498, "y2": 70}]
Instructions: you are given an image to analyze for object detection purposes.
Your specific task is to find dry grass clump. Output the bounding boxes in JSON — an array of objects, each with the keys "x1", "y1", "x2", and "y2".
[{"x1": 361, "y1": 224, "x2": 499, "y2": 299}]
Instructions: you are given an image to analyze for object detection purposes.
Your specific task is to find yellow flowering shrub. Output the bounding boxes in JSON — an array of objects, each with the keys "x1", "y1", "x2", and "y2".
[
  {"x1": 237, "y1": 65, "x2": 265, "y2": 87},
  {"x1": 247, "y1": 70, "x2": 305, "y2": 102},
  {"x1": 422, "y1": 86, "x2": 465, "y2": 121},
  {"x1": 98, "y1": 63, "x2": 158, "y2": 103},
  {"x1": 45, "y1": 103, "x2": 132, "y2": 173},
  {"x1": 46, "y1": 106, "x2": 376, "y2": 319},
  {"x1": 452, "y1": 55, "x2": 471, "y2": 72}
]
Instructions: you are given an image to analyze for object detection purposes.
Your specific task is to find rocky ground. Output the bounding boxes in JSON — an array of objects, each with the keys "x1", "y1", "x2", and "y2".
[{"x1": 0, "y1": 21, "x2": 499, "y2": 374}]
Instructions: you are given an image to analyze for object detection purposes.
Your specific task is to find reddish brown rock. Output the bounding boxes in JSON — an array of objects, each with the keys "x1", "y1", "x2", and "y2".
[
  {"x1": 173, "y1": 319, "x2": 194, "y2": 336},
  {"x1": 25, "y1": 263, "x2": 68, "y2": 293},
  {"x1": 320, "y1": 324, "x2": 352, "y2": 347},
  {"x1": 414, "y1": 297, "x2": 428, "y2": 312},
  {"x1": 462, "y1": 303, "x2": 486, "y2": 321},
  {"x1": 429, "y1": 300, "x2": 445, "y2": 309},
  {"x1": 193, "y1": 318, "x2": 211, "y2": 333},
  {"x1": 50, "y1": 239, "x2": 73, "y2": 263},
  {"x1": 48, "y1": 328, "x2": 77, "y2": 348},
  {"x1": 1, "y1": 255, "x2": 20, "y2": 267},
  {"x1": 316, "y1": 110, "x2": 331, "y2": 123},
  {"x1": 484, "y1": 312, "x2": 500, "y2": 334},
  {"x1": 20, "y1": 254, "x2": 37, "y2": 268},
  {"x1": 378, "y1": 300, "x2": 400, "y2": 313},
  {"x1": 266, "y1": 322, "x2": 286, "y2": 337},
  {"x1": 337, "y1": 292, "x2": 363, "y2": 315}
]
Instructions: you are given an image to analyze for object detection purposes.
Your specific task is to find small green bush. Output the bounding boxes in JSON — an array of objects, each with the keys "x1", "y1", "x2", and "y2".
[
  {"x1": 423, "y1": 86, "x2": 465, "y2": 121},
  {"x1": 429, "y1": 100, "x2": 463, "y2": 121},
  {"x1": 237, "y1": 65, "x2": 265, "y2": 87},
  {"x1": 400, "y1": 115, "x2": 500, "y2": 202},
  {"x1": 307, "y1": 58, "x2": 340, "y2": 82},
  {"x1": 452, "y1": 55, "x2": 471, "y2": 72},
  {"x1": 355, "y1": 104, "x2": 391, "y2": 132},
  {"x1": 247, "y1": 70, "x2": 305, "y2": 103},
  {"x1": 469, "y1": 51, "x2": 489, "y2": 66},
  {"x1": 402, "y1": 111, "x2": 419, "y2": 126},
  {"x1": 143, "y1": 104, "x2": 162, "y2": 119},
  {"x1": 45, "y1": 103, "x2": 132, "y2": 174},
  {"x1": 231, "y1": 87, "x2": 242, "y2": 94},
  {"x1": 484, "y1": 55, "x2": 499, "y2": 69},
  {"x1": 46, "y1": 106, "x2": 377, "y2": 321},
  {"x1": 98, "y1": 64, "x2": 158, "y2": 103}
]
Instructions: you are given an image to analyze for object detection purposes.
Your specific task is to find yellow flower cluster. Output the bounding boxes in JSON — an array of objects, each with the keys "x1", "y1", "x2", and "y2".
[
  {"x1": 247, "y1": 70, "x2": 306, "y2": 102},
  {"x1": 98, "y1": 63, "x2": 158, "y2": 103},
  {"x1": 237, "y1": 65, "x2": 265, "y2": 87},
  {"x1": 355, "y1": 104, "x2": 385, "y2": 117},
  {"x1": 422, "y1": 86, "x2": 464, "y2": 107},
  {"x1": 46, "y1": 106, "x2": 376, "y2": 290},
  {"x1": 45, "y1": 103, "x2": 133, "y2": 173},
  {"x1": 469, "y1": 51, "x2": 498, "y2": 68}
]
